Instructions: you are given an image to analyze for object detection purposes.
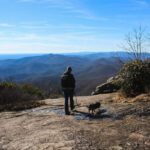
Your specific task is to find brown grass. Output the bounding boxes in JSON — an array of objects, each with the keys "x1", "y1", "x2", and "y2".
[
  {"x1": 112, "y1": 92, "x2": 150, "y2": 103},
  {"x1": 0, "y1": 100, "x2": 46, "y2": 111}
]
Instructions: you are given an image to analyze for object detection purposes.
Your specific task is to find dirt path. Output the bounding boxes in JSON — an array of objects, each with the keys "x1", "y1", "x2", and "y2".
[{"x1": 0, "y1": 93, "x2": 150, "y2": 150}]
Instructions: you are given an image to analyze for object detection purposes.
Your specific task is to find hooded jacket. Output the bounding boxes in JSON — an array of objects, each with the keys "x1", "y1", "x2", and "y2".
[{"x1": 61, "y1": 71, "x2": 75, "y2": 90}]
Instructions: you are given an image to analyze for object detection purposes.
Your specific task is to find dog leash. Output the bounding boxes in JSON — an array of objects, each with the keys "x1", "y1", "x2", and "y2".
[{"x1": 74, "y1": 91, "x2": 79, "y2": 107}]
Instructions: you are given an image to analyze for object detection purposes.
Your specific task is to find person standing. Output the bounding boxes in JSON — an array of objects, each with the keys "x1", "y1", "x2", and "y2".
[{"x1": 61, "y1": 66, "x2": 75, "y2": 115}]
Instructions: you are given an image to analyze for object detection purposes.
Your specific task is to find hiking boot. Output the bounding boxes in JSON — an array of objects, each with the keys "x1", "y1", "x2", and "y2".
[
  {"x1": 71, "y1": 106, "x2": 75, "y2": 111},
  {"x1": 65, "y1": 112, "x2": 70, "y2": 115}
]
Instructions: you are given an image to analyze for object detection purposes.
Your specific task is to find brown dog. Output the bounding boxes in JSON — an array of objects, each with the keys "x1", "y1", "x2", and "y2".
[{"x1": 87, "y1": 102, "x2": 101, "y2": 114}]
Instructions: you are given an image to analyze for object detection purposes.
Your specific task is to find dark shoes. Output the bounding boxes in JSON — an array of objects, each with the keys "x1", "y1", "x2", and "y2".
[
  {"x1": 71, "y1": 106, "x2": 75, "y2": 111},
  {"x1": 65, "y1": 106, "x2": 75, "y2": 115},
  {"x1": 65, "y1": 112, "x2": 70, "y2": 115}
]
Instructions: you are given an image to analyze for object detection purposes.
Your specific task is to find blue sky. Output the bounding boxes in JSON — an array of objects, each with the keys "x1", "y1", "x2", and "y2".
[{"x1": 0, "y1": 0, "x2": 150, "y2": 53}]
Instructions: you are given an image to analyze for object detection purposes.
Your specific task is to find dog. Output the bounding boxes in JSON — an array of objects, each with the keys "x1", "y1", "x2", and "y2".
[{"x1": 87, "y1": 102, "x2": 101, "y2": 114}]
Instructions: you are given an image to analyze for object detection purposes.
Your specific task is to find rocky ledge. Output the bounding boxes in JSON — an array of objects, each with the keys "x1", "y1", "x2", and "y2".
[{"x1": 92, "y1": 76, "x2": 120, "y2": 95}]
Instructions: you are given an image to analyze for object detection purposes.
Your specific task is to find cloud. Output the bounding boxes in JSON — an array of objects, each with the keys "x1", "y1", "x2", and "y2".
[
  {"x1": 19, "y1": 0, "x2": 75, "y2": 8},
  {"x1": 0, "y1": 38, "x2": 120, "y2": 53},
  {"x1": 45, "y1": 0, "x2": 74, "y2": 9},
  {"x1": 20, "y1": 23, "x2": 117, "y2": 31},
  {"x1": 19, "y1": 0, "x2": 108, "y2": 21},
  {"x1": 0, "y1": 23, "x2": 15, "y2": 27},
  {"x1": 134, "y1": 0, "x2": 149, "y2": 6},
  {"x1": 136, "y1": 0, "x2": 148, "y2": 6},
  {"x1": 0, "y1": 32, "x2": 95, "y2": 42},
  {"x1": 0, "y1": 23, "x2": 124, "y2": 53},
  {"x1": 20, "y1": 0, "x2": 35, "y2": 2},
  {"x1": 0, "y1": 28, "x2": 121, "y2": 53}
]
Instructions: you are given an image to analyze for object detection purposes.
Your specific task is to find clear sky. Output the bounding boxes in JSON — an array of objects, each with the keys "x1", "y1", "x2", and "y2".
[{"x1": 0, "y1": 0, "x2": 150, "y2": 53}]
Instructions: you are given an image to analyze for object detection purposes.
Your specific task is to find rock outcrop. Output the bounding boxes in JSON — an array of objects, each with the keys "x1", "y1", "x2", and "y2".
[{"x1": 92, "y1": 76, "x2": 120, "y2": 95}]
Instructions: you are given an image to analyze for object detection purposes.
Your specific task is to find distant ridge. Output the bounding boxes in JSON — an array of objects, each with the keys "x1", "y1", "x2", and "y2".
[
  {"x1": 1, "y1": 51, "x2": 149, "y2": 60},
  {"x1": 0, "y1": 54, "x2": 46, "y2": 60}
]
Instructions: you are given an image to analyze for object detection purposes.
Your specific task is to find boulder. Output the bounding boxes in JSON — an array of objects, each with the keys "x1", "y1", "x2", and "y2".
[{"x1": 91, "y1": 76, "x2": 120, "y2": 95}]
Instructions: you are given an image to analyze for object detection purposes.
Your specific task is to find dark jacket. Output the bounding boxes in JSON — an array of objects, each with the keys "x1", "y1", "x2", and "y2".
[{"x1": 61, "y1": 72, "x2": 75, "y2": 90}]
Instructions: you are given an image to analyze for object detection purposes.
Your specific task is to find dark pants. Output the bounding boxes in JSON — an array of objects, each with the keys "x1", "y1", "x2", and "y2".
[{"x1": 63, "y1": 89, "x2": 74, "y2": 114}]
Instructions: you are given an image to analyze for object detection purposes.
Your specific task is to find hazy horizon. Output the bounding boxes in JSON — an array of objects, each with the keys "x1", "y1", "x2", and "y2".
[
  {"x1": 0, "y1": 51, "x2": 124, "y2": 54},
  {"x1": 0, "y1": 51, "x2": 126, "y2": 60}
]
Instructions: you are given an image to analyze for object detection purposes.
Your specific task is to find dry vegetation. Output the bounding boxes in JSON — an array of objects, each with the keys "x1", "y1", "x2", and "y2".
[
  {"x1": 112, "y1": 92, "x2": 150, "y2": 103},
  {"x1": 0, "y1": 100, "x2": 46, "y2": 112}
]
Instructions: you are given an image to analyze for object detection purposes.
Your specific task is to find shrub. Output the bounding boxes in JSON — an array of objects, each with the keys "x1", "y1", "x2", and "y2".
[
  {"x1": 118, "y1": 59, "x2": 150, "y2": 97},
  {"x1": 0, "y1": 82, "x2": 20, "y2": 105},
  {"x1": 49, "y1": 94, "x2": 63, "y2": 99},
  {"x1": 0, "y1": 81, "x2": 45, "y2": 111},
  {"x1": 20, "y1": 83, "x2": 44, "y2": 99}
]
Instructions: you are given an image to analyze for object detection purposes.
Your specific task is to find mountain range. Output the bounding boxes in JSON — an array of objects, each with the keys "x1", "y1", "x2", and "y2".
[{"x1": 0, "y1": 52, "x2": 135, "y2": 95}]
